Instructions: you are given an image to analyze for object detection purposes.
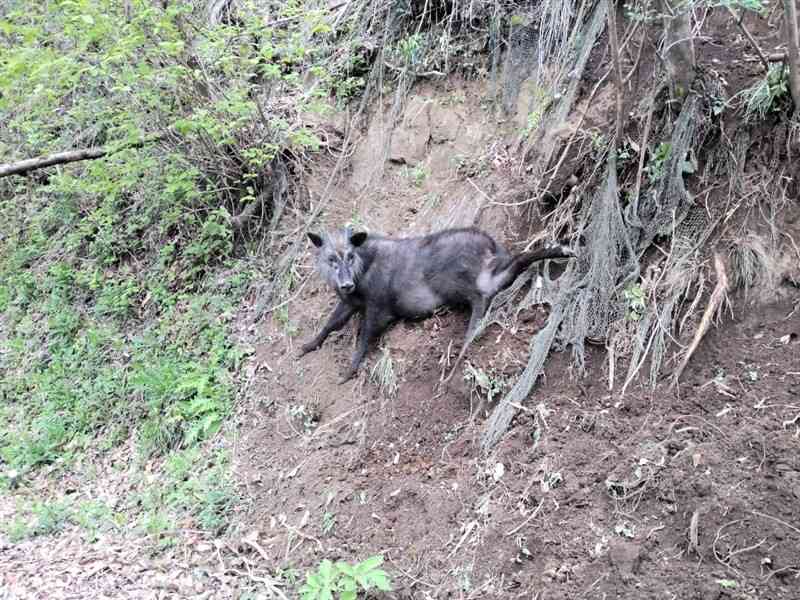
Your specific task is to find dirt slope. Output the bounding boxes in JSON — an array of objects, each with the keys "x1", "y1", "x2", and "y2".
[{"x1": 232, "y1": 77, "x2": 800, "y2": 598}]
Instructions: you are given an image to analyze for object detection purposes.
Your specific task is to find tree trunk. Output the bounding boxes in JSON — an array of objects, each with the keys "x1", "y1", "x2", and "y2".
[
  {"x1": 783, "y1": 0, "x2": 800, "y2": 116},
  {"x1": 660, "y1": 0, "x2": 696, "y2": 103},
  {"x1": 607, "y1": 0, "x2": 624, "y2": 147}
]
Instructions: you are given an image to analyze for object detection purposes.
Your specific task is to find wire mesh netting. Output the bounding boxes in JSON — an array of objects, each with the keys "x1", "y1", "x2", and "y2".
[{"x1": 478, "y1": 3, "x2": 746, "y2": 452}]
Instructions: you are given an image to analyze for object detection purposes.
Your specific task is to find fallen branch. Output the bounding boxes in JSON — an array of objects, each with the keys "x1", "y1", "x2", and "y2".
[
  {"x1": 230, "y1": 177, "x2": 274, "y2": 233},
  {"x1": 752, "y1": 509, "x2": 800, "y2": 537},
  {"x1": 688, "y1": 509, "x2": 700, "y2": 556},
  {"x1": 0, "y1": 135, "x2": 162, "y2": 179},
  {"x1": 671, "y1": 253, "x2": 729, "y2": 386},
  {"x1": 623, "y1": 22, "x2": 648, "y2": 86}
]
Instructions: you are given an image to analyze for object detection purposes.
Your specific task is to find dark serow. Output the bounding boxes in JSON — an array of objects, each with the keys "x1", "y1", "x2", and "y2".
[{"x1": 299, "y1": 226, "x2": 576, "y2": 383}]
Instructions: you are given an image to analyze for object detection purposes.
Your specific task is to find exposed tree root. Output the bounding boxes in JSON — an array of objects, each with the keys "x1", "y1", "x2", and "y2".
[{"x1": 671, "y1": 253, "x2": 729, "y2": 387}]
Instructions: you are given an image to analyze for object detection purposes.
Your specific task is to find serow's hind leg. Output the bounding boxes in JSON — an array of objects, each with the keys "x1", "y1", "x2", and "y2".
[{"x1": 441, "y1": 296, "x2": 488, "y2": 385}]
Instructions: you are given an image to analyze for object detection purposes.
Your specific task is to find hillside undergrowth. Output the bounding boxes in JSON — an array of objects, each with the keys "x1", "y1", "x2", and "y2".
[{"x1": 0, "y1": 0, "x2": 541, "y2": 538}]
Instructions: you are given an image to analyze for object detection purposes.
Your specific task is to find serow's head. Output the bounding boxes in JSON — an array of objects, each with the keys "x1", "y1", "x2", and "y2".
[{"x1": 308, "y1": 228, "x2": 368, "y2": 296}]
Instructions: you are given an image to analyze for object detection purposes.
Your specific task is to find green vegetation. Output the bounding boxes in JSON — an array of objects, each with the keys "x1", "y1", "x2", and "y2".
[
  {"x1": 0, "y1": 0, "x2": 318, "y2": 542},
  {"x1": 0, "y1": 0, "x2": 511, "y2": 551},
  {"x1": 300, "y1": 556, "x2": 392, "y2": 600},
  {"x1": 622, "y1": 283, "x2": 646, "y2": 322},
  {"x1": 741, "y1": 64, "x2": 791, "y2": 122},
  {"x1": 2, "y1": 499, "x2": 73, "y2": 542},
  {"x1": 403, "y1": 163, "x2": 430, "y2": 187},
  {"x1": 463, "y1": 362, "x2": 507, "y2": 406},
  {"x1": 644, "y1": 142, "x2": 672, "y2": 184},
  {"x1": 1, "y1": 496, "x2": 123, "y2": 543}
]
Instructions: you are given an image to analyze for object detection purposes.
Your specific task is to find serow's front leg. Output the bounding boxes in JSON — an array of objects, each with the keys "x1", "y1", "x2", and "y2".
[
  {"x1": 339, "y1": 310, "x2": 394, "y2": 383},
  {"x1": 298, "y1": 301, "x2": 356, "y2": 357}
]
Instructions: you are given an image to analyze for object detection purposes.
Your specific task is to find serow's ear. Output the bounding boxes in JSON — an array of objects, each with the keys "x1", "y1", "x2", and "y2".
[
  {"x1": 350, "y1": 232, "x2": 368, "y2": 247},
  {"x1": 307, "y1": 232, "x2": 324, "y2": 248}
]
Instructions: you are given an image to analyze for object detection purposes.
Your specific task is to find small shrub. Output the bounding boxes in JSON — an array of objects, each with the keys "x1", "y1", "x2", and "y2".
[
  {"x1": 403, "y1": 164, "x2": 429, "y2": 187},
  {"x1": 369, "y1": 347, "x2": 398, "y2": 397},
  {"x1": 5, "y1": 500, "x2": 75, "y2": 541},
  {"x1": 287, "y1": 403, "x2": 319, "y2": 434},
  {"x1": 463, "y1": 363, "x2": 506, "y2": 405},
  {"x1": 73, "y1": 500, "x2": 116, "y2": 540},
  {"x1": 141, "y1": 510, "x2": 175, "y2": 548},
  {"x1": 300, "y1": 556, "x2": 392, "y2": 600},
  {"x1": 644, "y1": 142, "x2": 671, "y2": 184},
  {"x1": 94, "y1": 278, "x2": 141, "y2": 318},
  {"x1": 621, "y1": 283, "x2": 646, "y2": 322},
  {"x1": 3, "y1": 517, "x2": 30, "y2": 542},
  {"x1": 322, "y1": 511, "x2": 337, "y2": 536},
  {"x1": 741, "y1": 64, "x2": 790, "y2": 122}
]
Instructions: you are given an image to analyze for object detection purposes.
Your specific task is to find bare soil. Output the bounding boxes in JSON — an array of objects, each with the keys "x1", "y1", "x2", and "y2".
[
  {"x1": 231, "y1": 78, "x2": 800, "y2": 598},
  {"x1": 238, "y1": 263, "x2": 800, "y2": 598}
]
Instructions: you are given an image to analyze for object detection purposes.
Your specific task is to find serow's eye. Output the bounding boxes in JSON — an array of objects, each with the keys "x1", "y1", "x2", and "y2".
[{"x1": 328, "y1": 256, "x2": 337, "y2": 265}]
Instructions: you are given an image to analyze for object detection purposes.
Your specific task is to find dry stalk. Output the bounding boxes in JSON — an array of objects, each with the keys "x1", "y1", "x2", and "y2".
[
  {"x1": 505, "y1": 498, "x2": 545, "y2": 536},
  {"x1": 712, "y1": 519, "x2": 744, "y2": 575},
  {"x1": 671, "y1": 253, "x2": 729, "y2": 387},
  {"x1": 752, "y1": 509, "x2": 800, "y2": 537},
  {"x1": 623, "y1": 23, "x2": 648, "y2": 86},
  {"x1": 725, "y1": 537, "x2": 767, "y2": 562},
  {"x1": 629, "y1": 76, "x2": 661, "y2": 227},
  {"x1": 448, "y1": 520, "x2": 479, "y2": 557},
  {"x1": 540, "y1": 68, "x2": 610, "y2": 199},
  {"x1": 688, "y1": 509, "x2": 700, "y2": 556},
  {"x1": 607, "y1": 336, "x2": 616, "y2": 391}
]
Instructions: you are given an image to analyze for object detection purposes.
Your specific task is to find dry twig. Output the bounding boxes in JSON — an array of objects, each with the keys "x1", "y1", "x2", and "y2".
[
  {"x1": 726, "y1": 6, "x2": 771, "y2": 72},
  {"x1": 505, "y1": 498, "x2": 545, "y2": 536}
]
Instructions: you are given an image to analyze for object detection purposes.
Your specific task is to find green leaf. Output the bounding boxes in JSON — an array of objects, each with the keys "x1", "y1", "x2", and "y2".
[
  {"x1": 339, "y1": 577, "x2": 357, "y2": 592},
  {"x1": 356, "y1": 555, "x2": 384, "y2": 573},
  {"x1": 336, "y1": 562, "x2": 356, "y2": 578},
  {"x1": 318, "y1": 560, "x2": 336, "y2": 582},
  {"x1": 306, "y1": 572, "x2": 321, "y2": 588},
  {"x1": 311, "y1": 22, "x2": 332, "y2": 35},
  {"x1": 368, "y1": 570, "x2": 393, "y2": 591},
  {"x1": 299, "y1": 583, "x2": 318, "y2": 600}
]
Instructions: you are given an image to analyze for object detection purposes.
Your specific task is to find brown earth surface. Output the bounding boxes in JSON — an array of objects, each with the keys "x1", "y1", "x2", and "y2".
[{"x1": 230, "y1": 78, "x2": 800, "y2": 598}]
